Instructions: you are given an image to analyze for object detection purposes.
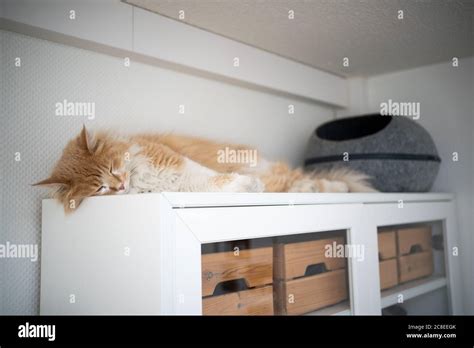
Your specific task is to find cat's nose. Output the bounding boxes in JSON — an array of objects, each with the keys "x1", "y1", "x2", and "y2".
[{"x1": 118, "y1": 183, "x2": 125, "y2": 191}]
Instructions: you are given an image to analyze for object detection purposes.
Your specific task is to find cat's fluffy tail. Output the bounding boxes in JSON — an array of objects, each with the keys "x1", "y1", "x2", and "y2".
[{"x1": 311, "y1": 167, "x2": 377, "y2": 192}]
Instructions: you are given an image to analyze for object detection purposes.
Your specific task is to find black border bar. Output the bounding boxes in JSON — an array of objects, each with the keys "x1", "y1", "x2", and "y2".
[{"x1": 0, "y1": 315, "x2": 473, "y2": 346}]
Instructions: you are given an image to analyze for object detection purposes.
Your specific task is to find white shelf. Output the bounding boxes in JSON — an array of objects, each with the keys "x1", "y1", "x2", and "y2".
[
  {"x1": 381, "y1": 276, "x2": 447, "y2": 309},
  {"x1": 305, "y1": 301, "x2": 351, "y2": 316},
  {"x1": 42, "y1": 191, "x2": 454, "y2": 209},
  {"x1": 161, "y1": 192, "x2": 453, "y2": 208},
  {"x1": 298, "y1": 276, "x2": 448, "y2": 315}
]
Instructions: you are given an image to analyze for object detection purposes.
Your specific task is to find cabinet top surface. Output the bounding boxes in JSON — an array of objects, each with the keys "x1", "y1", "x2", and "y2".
[
  {"x1": 42, "y1": 192, "x2": 453, "y2": 210},
  {"x1": 160, "y1": 192, "x2": 453, "y2": 208}
]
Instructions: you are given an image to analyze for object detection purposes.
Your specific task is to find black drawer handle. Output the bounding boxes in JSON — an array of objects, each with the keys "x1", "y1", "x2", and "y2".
[
  {"x1": 409, "y1": 244, "x2": 423, "y2": 254},
  {"x1": 304, "y1": 263, "x2": 328, "y2": 277},
  {"x1": 212, "y1": 278, "x2": 249, "y2": 296}
]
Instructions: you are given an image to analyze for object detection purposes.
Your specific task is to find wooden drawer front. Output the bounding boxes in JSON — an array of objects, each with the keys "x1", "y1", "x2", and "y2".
[
  {"x1": 397, "y1": 226, "x2": 432, "y2": 255},
  {"x1": 398, "y1": 251, "x2": 434, "y2": 283},
  {"x1": 275, "y1": 237, "x2": 345, "y2": 280},
  {"x1": 201, "y1": 247, "x2": 273, "y2": 297},
  {"x1": 378, "y1": 231, "x2": 396, "y2": 260},
  {"x1": 277, "y1": 269, "x2": 347, "y2": 315},
  {"x1": 379, "y1": 259, "x2": 398, "y2": 290},
  {"x1": 203, "y1": 286, "x2": 274, "y2": 315}
]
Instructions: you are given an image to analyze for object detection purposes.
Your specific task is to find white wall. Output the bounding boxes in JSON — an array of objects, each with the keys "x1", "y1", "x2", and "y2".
[
  {"x1": 0, "y1": 29, "x2": 335, "y2": 314},
  {"x1": 366, "y1": 58, "x2": 474, "y2": 314},
  {"x1": 0, "y1": 0, "x2": 348, "y2": 107}
]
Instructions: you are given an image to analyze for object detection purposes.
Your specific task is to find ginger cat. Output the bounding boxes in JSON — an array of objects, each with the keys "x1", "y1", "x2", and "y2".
[{"x1": 34, "y1": 126, "x2": 374, "y2": 212}]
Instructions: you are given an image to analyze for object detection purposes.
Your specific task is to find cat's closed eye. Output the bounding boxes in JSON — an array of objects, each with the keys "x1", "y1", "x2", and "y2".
[{"x1": 96, "y1": 185, "x2": 108, "y2": 194}]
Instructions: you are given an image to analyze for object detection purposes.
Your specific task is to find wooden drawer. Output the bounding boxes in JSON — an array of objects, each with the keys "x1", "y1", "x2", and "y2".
[
  {"x1": 398, "y1": 250, "x2": 434, "y2": 283},
  {"x1": 397, "y1": 226, "x2": 432, "y2": 255},
  {"x1": 378, "y1": 230, "x2": 396, "y2": 260},
  {"x1": 379, "y1": 259, "x2": 398, "y2": 290},
  {"x1": 274, "y1": 237, "x2": 347, "y2": 315},
  {"x1": 275, "y1": 269, "x2": 347, "y2": 315},
  {"x1": 203, "y1": 285, "x2": 273, "y2": 315},
  {"x1": 274, "y1": 237, "x2": 345, "y2": 280},
  {"x1": 201, "y1": 247, "x2": 273, "y2": 297}
]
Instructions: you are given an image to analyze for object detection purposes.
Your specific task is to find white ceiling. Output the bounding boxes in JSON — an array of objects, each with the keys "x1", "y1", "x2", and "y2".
[{"x1": 126, "y1": 0, "x2": 474, "y2": 77}]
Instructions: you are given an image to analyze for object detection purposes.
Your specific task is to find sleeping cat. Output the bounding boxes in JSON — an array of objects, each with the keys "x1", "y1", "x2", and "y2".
[{"x1": 34, "y1": 126, "x2": 375, "y2": 212}]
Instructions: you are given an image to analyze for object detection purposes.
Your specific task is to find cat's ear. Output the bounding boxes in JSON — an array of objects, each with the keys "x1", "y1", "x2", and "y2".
[
  {"x1": 63, "y1": 196, "x2": 83, "y2": 214},
  {"x1": 78, "y1": 125, "x2": 97, "y2": 154},
  {"x1": 63, "y1": 188, "x2": 86, "y2": 213},
  {"x1": 32, "y1": 177, "x2": 69, "y2": 188}
]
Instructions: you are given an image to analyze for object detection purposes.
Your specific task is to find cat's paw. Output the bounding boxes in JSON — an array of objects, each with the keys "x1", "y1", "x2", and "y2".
[
  {"x1": 127, "y1": 187, "x2": 140, "y2": 194},
  {"x1": 319, "y1": 179, "x2": 349, "y2": 193},
  {"x1": 221, "y1": 174, "x2": 265, "y2": 193},
  {"x1": 289, "y1": 178, "x2": 319, "y2": 192}
]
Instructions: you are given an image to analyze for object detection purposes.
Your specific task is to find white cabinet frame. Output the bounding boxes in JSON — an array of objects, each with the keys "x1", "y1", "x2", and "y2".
[{"x1": 40, "y1": 193, "x2": 462, "y2": 315}]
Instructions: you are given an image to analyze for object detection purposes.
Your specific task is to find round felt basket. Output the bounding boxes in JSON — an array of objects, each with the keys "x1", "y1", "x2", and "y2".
[{"x1": 304, "y1": 114, "x2": 441, "y2": 192}]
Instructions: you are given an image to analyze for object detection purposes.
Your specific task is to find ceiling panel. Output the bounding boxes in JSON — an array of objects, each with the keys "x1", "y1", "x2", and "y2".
[{"x1": 125, "y1": 0, "x2": 474, "y2": 77}]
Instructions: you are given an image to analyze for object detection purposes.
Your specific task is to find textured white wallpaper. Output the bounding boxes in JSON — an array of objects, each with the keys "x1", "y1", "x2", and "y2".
[
  {"x1": 367, "y1": 58, "x2": 474, "y2": 313},
  {"x1": 0, "y1": 30, "x2": 333, "y2": 314}
]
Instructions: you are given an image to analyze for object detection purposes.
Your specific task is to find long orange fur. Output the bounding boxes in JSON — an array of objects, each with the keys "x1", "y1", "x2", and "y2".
[{"x1": 34, "y1": 127, "x2": 375, "y2": 212}]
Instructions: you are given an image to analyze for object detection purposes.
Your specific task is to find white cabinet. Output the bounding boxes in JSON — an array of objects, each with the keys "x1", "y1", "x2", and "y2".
[{"x1": 39, "y1": 192, "x2": 462, "y2": 315}]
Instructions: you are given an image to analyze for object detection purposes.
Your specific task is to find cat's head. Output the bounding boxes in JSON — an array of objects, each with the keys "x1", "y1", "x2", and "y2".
[{"x1": 34, "y1": 126, "x2": 131, "y2": 213}]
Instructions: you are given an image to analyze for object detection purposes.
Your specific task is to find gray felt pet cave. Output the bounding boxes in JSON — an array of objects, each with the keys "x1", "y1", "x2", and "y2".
[{"x1": 304, "y1": 114, "x2": 441, "y2": 192}]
